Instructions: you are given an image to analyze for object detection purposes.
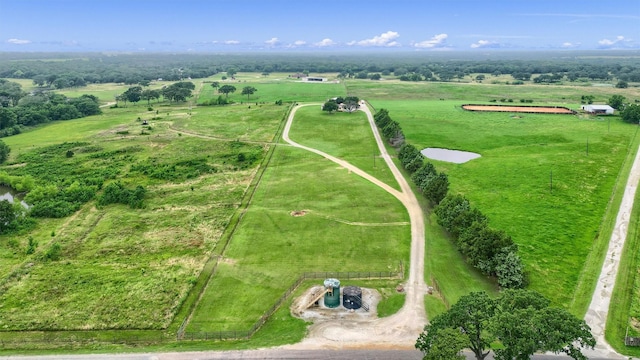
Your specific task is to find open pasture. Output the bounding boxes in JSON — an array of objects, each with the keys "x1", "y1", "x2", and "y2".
[
  {"x1": 197, "y1": 80, "x2": 345, "y2": 104},
  {"x1": 367, "y1": 98, "x2": 635, "y2": 313},
  {"x1": 347, "y1": 78, "x2": 639, "y2": 105}
]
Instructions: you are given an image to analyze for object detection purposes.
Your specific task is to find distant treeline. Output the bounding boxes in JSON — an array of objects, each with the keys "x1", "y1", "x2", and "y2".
[{"x1": 0, "y1": 51, "x2": 639, "y2": 87}]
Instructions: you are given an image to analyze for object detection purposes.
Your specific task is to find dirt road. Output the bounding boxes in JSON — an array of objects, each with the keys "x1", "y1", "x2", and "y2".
[
  {"x1": 583, "y1": 145, "x2": 640, "y2": 359},
  {"x1": 281, "y1": 103, "x2": 428, "y2": 349}
]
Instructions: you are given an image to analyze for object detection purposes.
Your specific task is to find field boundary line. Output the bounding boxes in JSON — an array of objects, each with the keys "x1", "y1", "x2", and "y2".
[{"x1": 174, "y1": 103, "x2": 294, "y2": 338}]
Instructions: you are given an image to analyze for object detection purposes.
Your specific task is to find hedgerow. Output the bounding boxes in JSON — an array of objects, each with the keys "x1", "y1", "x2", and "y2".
[{"x1": 374, "y1": 108, "x2": 527, "y2": 288}]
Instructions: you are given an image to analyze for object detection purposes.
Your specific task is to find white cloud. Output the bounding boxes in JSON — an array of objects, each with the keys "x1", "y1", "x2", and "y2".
[
  {"x1": 470, "y1": 40, "x2": 501, "y2": 48},
  {"x1": 346, "y1": 40, "x2": 357, "y2": 46},
  {"x1": 414, "y1": 33, "x2": 448, "y2": 48},
  {"x1": 7, "y1": 38, "x2": 31, "y2": 45},
  {"x1": 357, "y1": 31, "x2": 400, "y2": 47},
  {"x1": 294, "y1": 40, "x2": 306, "y2": 46},
  {"x1": 224, "y1": 40, "x2": 240, "y2": 45},
  {"x1": 561, "y1": 41, "x2": 580, "y2": 48},
  {"x1": 598, "y1": 35, "x2": 627, "y2": 48},
  {"x1": 265, "y1": 37, "x2": 280, "y2": 46},
  {"x1": 314, "y1": 38, "x2": 336, "y2": 47}
]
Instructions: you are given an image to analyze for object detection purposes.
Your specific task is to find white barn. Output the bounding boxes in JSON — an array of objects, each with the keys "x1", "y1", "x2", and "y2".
[{"x1": 581, "y1": 104, "x2": 614, "y2": 115}]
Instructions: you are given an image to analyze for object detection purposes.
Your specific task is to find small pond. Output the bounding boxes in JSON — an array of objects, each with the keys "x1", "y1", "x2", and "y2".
[
  {"x1": 421, "y1": 148, "x2": 481, "y2": 164},
  {"x1": 0, "y1": 185, "x2": 29, "y2": 208}
]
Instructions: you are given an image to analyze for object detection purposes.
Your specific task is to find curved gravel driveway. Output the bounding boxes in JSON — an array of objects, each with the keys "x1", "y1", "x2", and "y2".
[{"x1": 281, "y1": 103, "x2": 428, "y2": 349}]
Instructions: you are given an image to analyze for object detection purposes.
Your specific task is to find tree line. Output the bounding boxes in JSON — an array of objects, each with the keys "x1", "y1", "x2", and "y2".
[
  {"x1": 0, "y1": 79, "x2": 101, "y2": 137},
  {"x1": 115, "y1": 81, "x2": 195, "y2": 107},
  {"x1": 1, "y1": 52, "x2": 638, "y2": 89},
  {"x1": 374, "y1": 109, "x2": 526, "y2": 289}
]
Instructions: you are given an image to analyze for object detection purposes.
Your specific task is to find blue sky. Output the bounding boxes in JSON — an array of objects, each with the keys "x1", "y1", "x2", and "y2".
[{"x1": 1, "y1": 0, "x2": 639, "y2": 52}]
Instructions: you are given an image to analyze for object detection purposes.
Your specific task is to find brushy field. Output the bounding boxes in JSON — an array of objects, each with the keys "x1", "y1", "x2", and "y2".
[
  {"x1": 367, "y1": 97, "x2": 636, "y2": 313},
  {"x1": 0, "y1": 102, "x2": 282, "y2": 331}
]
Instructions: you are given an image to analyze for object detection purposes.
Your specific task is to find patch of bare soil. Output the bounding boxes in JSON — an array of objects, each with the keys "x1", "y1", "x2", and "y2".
[{"x1": 290, "y1": 210, "x2": 308, "y2": 217}]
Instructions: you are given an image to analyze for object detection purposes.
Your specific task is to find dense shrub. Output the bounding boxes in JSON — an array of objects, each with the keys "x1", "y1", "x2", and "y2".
[
  {"x1": 0, "y1": 140, "x2": 10, "y2": 163},
  {"x1": 98, "y1": 182, "x2": 146, "y2": 209}
]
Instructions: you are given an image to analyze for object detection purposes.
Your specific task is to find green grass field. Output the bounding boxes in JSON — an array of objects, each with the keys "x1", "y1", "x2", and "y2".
[
  {"x1": 1, "y1": 75, "x2": 640, "y2": 353},
  {"x1": 366, "y1": 98, "x2": 635, "y2": 313},
  {"x1": 187, "y1": 136, "x2": 410, "y2": 332},
  {"x1": 198, "y1": 78, "x2": 345, "y2": 104}
]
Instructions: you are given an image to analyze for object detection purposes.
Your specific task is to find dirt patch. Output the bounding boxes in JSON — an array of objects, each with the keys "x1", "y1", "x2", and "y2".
[
  {"x1": 462, "y1": 104, "x2": 576, "y2": 114},
  {"x1": 290, "y1": 210, "x2": 308, "y2": 217}
]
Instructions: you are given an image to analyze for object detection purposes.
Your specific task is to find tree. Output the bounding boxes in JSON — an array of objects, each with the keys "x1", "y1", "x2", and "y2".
[
  {"x1": 226, "y1": 68, "x2": 237, "y2": 78},
  {"x1": 491, "y1": 290, "x2": 595, "y2": 360},
  {"x1": 162, "y1": 82, "x2": 194, "y2": 103},
  {"x1": 32, "y1": 75, "x2": 47, "y2": 87},
  {"x1": 0, "y1": 108, "x2": 17, "y2": 129},
  {"x1": 210, "y1": 81, "x2": 220, "y2": 90},
  {"x1": 435, "y1": 194, "x2": 487, "y2": 238},
  {"x1": 141, "y1": 89, "x2": 160, "y2": 105},
  {"x1": 419, "y1": 327, "x2": 468, "y2": 360},
  {"x1": 322, "y1": 100, "x2": 338, "y2": 113},
  {"x1": 580, "y1": 95, "x2": 595, "y2": 104},
  {"x1": 69, "y1": 95, "x2": 101, "y2": 116},
  {"x1": 0, "y1": 199, "x2": 17, "y2": 233},
  {"x1": 343, "y1": 96, "x2": 360, "y2": 112},
  {"x1": 458, "y1": 223, "x2": 513, "y2": 271},
  {"x1": 608, "y1": 94, "x2": 626, "y2": 110},
  {"x1": 417, "y1": 290, "x2": 596, "y2": 360},
  {"x1": 494, "y1": 246, "x2": 527, "y2": 289},
  {"x1": 417, "y1": 292, "x2": 495, "y2": 360},
  {"x1": 0, "y1": 140, "x2": 10, "y2": 163},
  {"x1": 218, "y1": 85, "x2": 236, "y2": 98},
  {"x1": 241, "y1": 86, "x2": 257, "y2": 100},
  {"x1": 0, "y1": 80, "x2": 25, "y2": 107},
  {"x1": 622, "y1": 104, "x2": 640, "y2": 124},
  {"x1": 616, "y1": 80, "x2": 629, "y2": 88},
  {"x1": 421, "y1": 172, "x2": 449, "y2": 205},
  {"x1": 411, "y1": 162, "x2": 436, "y2": 188}
]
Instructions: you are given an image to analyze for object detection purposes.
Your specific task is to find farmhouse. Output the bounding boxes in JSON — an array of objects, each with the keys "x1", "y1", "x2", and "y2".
[{"x1": 582, "y1": 104, "x2": 614, "y2": 115}]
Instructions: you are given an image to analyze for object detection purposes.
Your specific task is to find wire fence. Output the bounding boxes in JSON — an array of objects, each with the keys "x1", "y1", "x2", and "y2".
[
  {"x1": 179, "y1": 266, "x2": 403, "y2": 341},
  {"x1": 430, "y1": 275, "x2": 450, "y2": 309},
  {"x1": 0, "y1": 330, "x2": 167, "y2": 349}
]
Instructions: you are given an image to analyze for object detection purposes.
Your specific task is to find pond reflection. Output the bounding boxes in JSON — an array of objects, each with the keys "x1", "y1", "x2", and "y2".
[
  {"x1": 421, "y1": 148, "x2": 481, "y2": 164},
  {"x1": 0, "y1": 185, "x2": 29, "y2": 208}
]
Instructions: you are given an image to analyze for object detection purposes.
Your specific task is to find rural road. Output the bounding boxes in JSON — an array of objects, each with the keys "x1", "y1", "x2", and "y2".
[
  {"x1": 280, "y1": 103, "x2": 429, "y2": 349},
  {"x1": 583, "y1": 144, "x2": 640, "y2": 360}
]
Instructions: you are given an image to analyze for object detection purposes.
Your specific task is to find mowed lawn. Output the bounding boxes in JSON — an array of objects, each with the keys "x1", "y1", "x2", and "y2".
[
  {"x1": 289, "y1": 106, "x2": 399, "y2": 191},
  {"x1": 370, "y1": 99, "x2": 634, "y2": 312},
  {"x1": 187, "y1": 108, "x2": 410, "y2": 332}
]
